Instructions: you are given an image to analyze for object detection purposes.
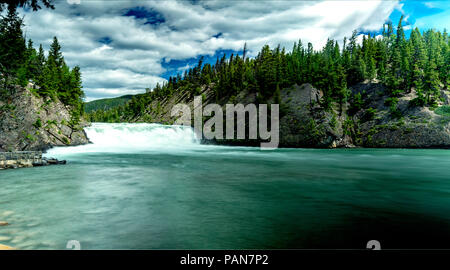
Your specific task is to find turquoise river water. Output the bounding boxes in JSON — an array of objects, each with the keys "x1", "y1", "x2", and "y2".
[{"x1": 0, "y1": 123, "x2": 449, "y2": 249}]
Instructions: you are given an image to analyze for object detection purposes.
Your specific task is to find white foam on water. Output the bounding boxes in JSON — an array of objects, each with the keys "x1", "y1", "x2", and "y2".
[{"x1": 45, "y1": 123, "x2": 202, "y2": 156}]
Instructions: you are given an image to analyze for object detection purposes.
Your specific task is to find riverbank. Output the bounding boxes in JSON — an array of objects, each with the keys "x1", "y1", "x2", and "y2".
[
  {"x1": 2, "y1": 124, "x2": 450, "y2": 249},
  {"x1": 0, "y1": 151, "x2": 66, "y2": 170}
]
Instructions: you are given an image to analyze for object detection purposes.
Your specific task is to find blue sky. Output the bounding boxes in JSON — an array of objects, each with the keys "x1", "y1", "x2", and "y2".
[
  {"x1": 17, "y1": 0, "x2": 450, "y2": 101},
  {"x1": 390, "y1": 1, "x2": 449, "y2": 34}
]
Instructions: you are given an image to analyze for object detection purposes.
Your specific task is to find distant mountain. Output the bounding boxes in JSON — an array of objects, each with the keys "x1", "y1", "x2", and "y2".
[{"x1": 84, "y1": 95, "x2": 134, "y2": 113}]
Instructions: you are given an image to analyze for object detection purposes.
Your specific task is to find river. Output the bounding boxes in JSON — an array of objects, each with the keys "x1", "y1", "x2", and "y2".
[{"x1": 0, "y1": 123, "x2": 449, "y2": 249}]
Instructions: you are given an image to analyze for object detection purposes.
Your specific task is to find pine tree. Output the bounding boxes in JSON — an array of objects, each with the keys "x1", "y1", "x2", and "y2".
[
  {"x1": 87, "y1": 20, "x2": 450, "y2": 122},
  {"x1": 367, "y1": 56, "x2": 376, "y2": 81},
  {"x1": 411, "y1": 63, "x2": 426, "y2": 106},
  {"x1": 255, "y1": 45, "x2": 276, "y2": 98},
  {"x1": 48, "y1": 36, "x2": 63, "y2": 69},
  {"x1": 274, "y1": 83, "x2": 281, "y2": 105},
  {"x1": 424, "y1": 61, "x2": 440, "y2": 106},
  {"x1": 408, "y1": 28, "x2": 427, "y2": 103},
  {"x1": 69, "y1": 65, "x2": 84, "y2": 106},
  {"x1": 0, "y1": 6, "x2": 26, "y2": 84},
  {"x1": 34, "y1": 44, "x2": 46, "y2": 87}
]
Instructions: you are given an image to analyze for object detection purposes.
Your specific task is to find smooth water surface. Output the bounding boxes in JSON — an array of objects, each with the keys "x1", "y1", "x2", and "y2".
[{"x1": 1, "y1": 123, "x2": 449, "y2": 249}]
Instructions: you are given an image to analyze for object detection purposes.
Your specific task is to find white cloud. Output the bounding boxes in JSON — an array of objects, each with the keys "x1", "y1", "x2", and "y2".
[
  {"x1": 403, "y1": 25, "x2": 412, "y2": 31},
  {"x1": 424, "y1": 2, "x2": 435, "y2": 9},
  {"x1": 67, "y1": 0, "x2": 80, "y2": 5},
  {"x1": 19, "y1": 0, "x2": 399, "y2": 100},
  {"x1": 177, "y1": 64, "x2": 193, "y2": 72}
]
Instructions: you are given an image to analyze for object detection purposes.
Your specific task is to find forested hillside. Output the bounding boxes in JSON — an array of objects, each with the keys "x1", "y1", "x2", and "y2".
[
  {"x1": 0, "y1": 6, "x2": 88, "y2": 151},
  {"x1": 0, "y1": 7, "x2": 84, "y2": 124},
  {"x1": 87, "y1": 16, "x2": 449, "y2": 124},
  {"x1": 85, "y1": 95, "x2": 133, "y2": 113}
]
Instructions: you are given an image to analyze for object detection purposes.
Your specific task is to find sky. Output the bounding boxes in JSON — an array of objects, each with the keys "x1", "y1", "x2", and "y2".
[{"x1": 15, "y1": 0, "x2": 450, "y2": 101}]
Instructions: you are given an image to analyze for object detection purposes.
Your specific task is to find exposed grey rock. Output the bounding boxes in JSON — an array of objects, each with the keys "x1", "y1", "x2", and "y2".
[
  {"x1": 0, "y1": 85, "x2": 89, "y2": 152},
  {"x1": 0, "y1": 151, "x2": 66, "y2": 169},
  {"x1": 441, "y1": 90, "x2": 450, "y2": 105},
  {"x1": 134, "y1": 83, "x2": 353, "y2": 148},
  {"x1": 350, "y1": 83, "x2": 450, "y2": 148},
  {"x1": 45, "y1": 157, "x2": 66, "y2": 165},
  {"x1": 128, "y1": 81, "x2": 450, "y2": 148},
  {"x1": 276, "y1": 83, "x2": 352, "y2": 147}
]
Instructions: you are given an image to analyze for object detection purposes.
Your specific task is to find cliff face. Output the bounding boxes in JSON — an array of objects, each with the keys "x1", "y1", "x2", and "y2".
[
  {"x1": 350, "y1": 83, "x2": 450, "y2": 148},
  {"x1": 0, "y1": 84, "x2": 90, "y2": 152},
  {"x1": 130, "y1": 83, "x2": 351, "y2": 147},
  {"x1": 130, "y1": 82, "x2": 450, "y2": 148}
]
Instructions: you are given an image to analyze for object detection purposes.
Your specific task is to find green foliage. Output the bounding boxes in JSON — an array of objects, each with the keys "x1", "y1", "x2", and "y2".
[
  {"x1": 384, "y1": 97, "x2": 398, "y2": 107},
  {"x1": 306, "y1": 118, "x2": 326, "y2": 142},
  {"x1": 362, "y1": 107, "x2": 377, "y2": 122},
  {"x1": 85, "y1": 95, "x2": 133, "y2": 113},
  {"x1": 87, "y1": 17, "x2": 448, "y2": 123},
  {"x1": 385, "y1": 97, "x2": 402, "y2": 118},
  {"x1": 274, "y1": 84, "x2": 281, "y2": 105},
  {"x1": 435, "y1": 105, "x2": 450, "y2": 117},
  {"x1": 46, "y1": 119, "x2": 57, "y2": 128},
  {"x1": 22, "y1": 131, "x2": 35, "y2": 142},
  {"x1": 330, "y1": 114, "x2": 337, "y2": 129},
  {"x1": 0, "y1": 8, "x2": 85, "y2": 127},
  {"x1": 0, "y1": 6, "x2": 26, "y2": 87},
  {"x1": 348, "y1": 92, "x2": 364, "y2": 115},
  {"x1": 0, "y1": 103, "x2": 15, "y2": 112},
  {"x1": 33, "y1": 118, "x2": 42, "y2": 128}
]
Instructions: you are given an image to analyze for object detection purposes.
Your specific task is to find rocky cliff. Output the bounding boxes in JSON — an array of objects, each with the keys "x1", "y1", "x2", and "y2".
[
  {"x1": 130, "y1": 82, "x2": 450, "y2": 148},
  {"x1": 349, "y1": 82, "x2": 450, "y2": 148},
  {"x1": 0, "y1": 84, "x2": 90, "y2": 152}
]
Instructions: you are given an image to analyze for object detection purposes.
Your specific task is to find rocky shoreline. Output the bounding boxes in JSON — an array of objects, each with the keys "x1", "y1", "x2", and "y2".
[{"x1": 0, "y1": 151, "x2": 66, "y2": 170}]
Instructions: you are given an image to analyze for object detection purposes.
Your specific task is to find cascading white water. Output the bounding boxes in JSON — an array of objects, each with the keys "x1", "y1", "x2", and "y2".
[
  {"x1": 46, "y1": 123, "x2": 201, "y2": 156},
  {"x1": 86, "y1": 123, "x2": 199, "y2": 149}
]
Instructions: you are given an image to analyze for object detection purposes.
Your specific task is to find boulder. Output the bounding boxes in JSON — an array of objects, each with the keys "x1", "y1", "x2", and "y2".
[{"x1": 46, "y1": 158, "x2": 59, "y2": 165}]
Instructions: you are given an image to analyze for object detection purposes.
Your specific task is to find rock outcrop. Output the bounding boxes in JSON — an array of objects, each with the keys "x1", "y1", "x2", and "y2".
[
  {"x1": 0, "y1": 151, "x2": 41, "y2": 169},
  {"x1": 276, "y1": 83, "x2": 353, "y2": 148},
  {"x1": 131, "y1": 81, "x2": 450, "y2": 148},
  {"x1": 0, "y1": 151, "x2": 67, "y2": 170},
  {"x1": 349, "y1": 83, "x2": 450, "y2": 148},
  {"x1": 134, "y1": 83, "x2": 350, "y2": 147},
  {"x1": 0, "y1": 84, "x2": 90, "y2": 152}
]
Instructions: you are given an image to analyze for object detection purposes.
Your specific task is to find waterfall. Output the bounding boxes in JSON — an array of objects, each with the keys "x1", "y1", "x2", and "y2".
[{"x1": 45, "y1": 123, "x2": 201, "y2": 156}]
